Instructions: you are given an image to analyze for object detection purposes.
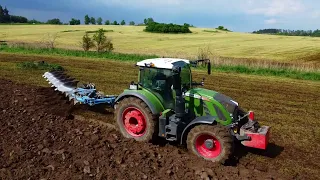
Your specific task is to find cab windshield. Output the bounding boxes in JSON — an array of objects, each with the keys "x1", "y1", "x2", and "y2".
[{"x1": 139, "y1": 65, "x2": 191, "y2": 109}]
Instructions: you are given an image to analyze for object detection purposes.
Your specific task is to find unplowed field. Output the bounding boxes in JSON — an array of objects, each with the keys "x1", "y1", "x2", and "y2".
[{"x1": 0, "y1": 54, "x2": 319, "y2": 179}]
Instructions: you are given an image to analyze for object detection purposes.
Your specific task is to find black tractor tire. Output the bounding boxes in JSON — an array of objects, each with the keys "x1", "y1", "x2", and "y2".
[
  {"x1": 187, "y1": 124, "x2": 233, "y2": 164},
  {"x1": 114, "y1": 97, "x2": 157, "y2": 142}
]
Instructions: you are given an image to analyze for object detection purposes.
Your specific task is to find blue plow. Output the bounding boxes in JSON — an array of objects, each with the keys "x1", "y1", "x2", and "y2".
[{"x1": 42, "y1": 71, "x2": 117, "y2": 107}]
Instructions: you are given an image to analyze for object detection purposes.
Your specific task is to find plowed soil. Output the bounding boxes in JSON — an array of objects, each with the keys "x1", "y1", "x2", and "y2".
[{"x1": 0, "y1": 79, "x2": 290, "y2": 180}]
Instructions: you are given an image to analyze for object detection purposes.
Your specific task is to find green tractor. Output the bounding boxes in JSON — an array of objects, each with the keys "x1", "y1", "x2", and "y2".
[
  {"x1": 113, "y1": 58, "x2": 270, "y2": 163},
  {"x1": 43, "y1": 57, "x2": 270, "y2": 163}
]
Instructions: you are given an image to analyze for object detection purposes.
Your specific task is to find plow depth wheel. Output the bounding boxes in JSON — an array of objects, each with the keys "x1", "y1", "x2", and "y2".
[
  {"x1": 115, "y1": 97, "x2": 156, "y2": 142},
  {"x1": 187, "y1": 125, "x2": 233, "y2": 163}
]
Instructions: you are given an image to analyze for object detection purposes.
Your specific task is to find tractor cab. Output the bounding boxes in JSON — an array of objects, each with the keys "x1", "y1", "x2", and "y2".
[{"x1": 136, "y1": 58, "x2": 196, "y2": 110}]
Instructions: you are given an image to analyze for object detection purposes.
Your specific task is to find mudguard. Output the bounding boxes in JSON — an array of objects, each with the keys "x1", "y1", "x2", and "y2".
[
  {"x1": 115, "y1": 90, "x2": 164, "y2": 115},
  {"x1": 180, "y1": 115, "x2": 217, "y2": 144}
]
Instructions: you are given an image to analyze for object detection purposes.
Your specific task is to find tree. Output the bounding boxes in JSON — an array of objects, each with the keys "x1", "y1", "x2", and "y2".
[
  {"x1": 11, "y1": 16, "x2": 28, "y2": 23},
  {"x1": 84, "y1": 15, "x2": 90, "y2": 25},
  {"x1": 3, "y1": 7, "x2": 9, "y2": 22},
  {"x1": 92, "y1": 28, "x2": 114, "y2": 52},
  {"x1": 121, "y1": 20, "x2": 126, "y2": 25},
  {"x1": 46, "y1": 18, "x2": 62, "y2": 25},
  {"x1": 97, "y1": 17, "x2": 102, "y2": 25},
  {"x1": 69, "y1": 18, "x2": 80, "y2": 25},
  {"x1": 0, "y1": 5, "x2": 28, "y2": 23},
  {"x1": 81, "y1": 32, "x2": 94, "y2": 51},
  {"x1": 144, "y1": 17, "x2": 154, "y2": 25},
  {"x1": 217, "y1": 26, "x2": 224, "y2": 30},
  {"x1": 105, "y1": 20, "x2": 110, "y2": 25},
  {"x1": 0, "y1": 6, "x2": 4, "y2": 23},
  {"x1": 129, "y1": 21, "x2": 135, "y2": 26},
  {"x1": 90, "y1": 17, "x2": 96, "y2": 25},
  {"x1": 184, "y1": 23, "x2": 190, "y2": 27},
  {"x1": 28, "y1": 19, "x2": 43, "y2": 24},
  {"x1": 113, "y1": 20, "x2": 118, "y2": 25}
]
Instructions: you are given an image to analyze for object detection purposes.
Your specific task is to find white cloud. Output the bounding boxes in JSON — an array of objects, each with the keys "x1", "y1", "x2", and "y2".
[
  {"x1": 245, "y1": 0, "x2": 305, "y2": 16},
  {"x1": 311, "y1": 11, "x2": 320, "y2": 19},
  {"x1": 264, "y1": 18, "x2": 277, "y2": 24}
]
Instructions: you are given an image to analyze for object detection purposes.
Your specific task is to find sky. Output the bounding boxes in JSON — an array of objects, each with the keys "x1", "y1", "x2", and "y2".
[{"x1": 1, "y1": 0, "x2": 320, "y2": 32}]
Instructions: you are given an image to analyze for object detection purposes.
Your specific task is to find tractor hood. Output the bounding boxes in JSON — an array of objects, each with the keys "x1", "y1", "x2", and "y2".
[{"x1": 185, "y1": 88, "x2": 239, "y2": 114}]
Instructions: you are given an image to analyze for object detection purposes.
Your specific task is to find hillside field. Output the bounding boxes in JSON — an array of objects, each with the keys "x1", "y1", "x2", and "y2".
[{"x1": 1, "y1": 25, "x2": 320, "y2": 67}]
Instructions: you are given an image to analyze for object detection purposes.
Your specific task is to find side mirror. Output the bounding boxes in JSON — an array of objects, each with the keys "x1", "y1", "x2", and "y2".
[{"x1": 208, "y1": 61, "x2": 211, "y2": 75}]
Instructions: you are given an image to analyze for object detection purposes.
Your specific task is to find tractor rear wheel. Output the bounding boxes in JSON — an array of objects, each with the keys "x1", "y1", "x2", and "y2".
[
  {"x1": 187, "y1": 124, "x2": 233, "y2": 163},
  {"x1": 114, "y1": 97, "x2": 157, "y2": 142}
]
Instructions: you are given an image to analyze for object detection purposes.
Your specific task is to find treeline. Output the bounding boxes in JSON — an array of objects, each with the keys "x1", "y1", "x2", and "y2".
[
  {"x1": 0, "y1": 4, "x2": 64, "y2": 24},
  {"x1": 84, "y1": 15, "x2": 133, "y2": 26},
  {"x1": 0, "y1": 5, "x2": 28, "y2": 23},
  {"x1": 253, "y1": 29, "x2": 320, "y2": 37},
  {"x1": 0, "y1": 5, "x2": 196, "y2": 30},
  {"x1": 82, "y1": 16, "x2": 195, "y2": 28},
  {"x1": 145, "y1": 21, "x2": 192, "y2": 34}
]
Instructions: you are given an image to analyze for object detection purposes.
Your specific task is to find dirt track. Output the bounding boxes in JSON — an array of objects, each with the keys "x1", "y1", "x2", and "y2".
[{"x1": 0, "y1": 78, "x2": 292, "y2": 179}]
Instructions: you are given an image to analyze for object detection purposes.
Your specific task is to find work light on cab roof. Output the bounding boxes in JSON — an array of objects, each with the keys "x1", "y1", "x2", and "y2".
[{"x1": 42, "y1": 57, "x2": 271, "y2": 164}]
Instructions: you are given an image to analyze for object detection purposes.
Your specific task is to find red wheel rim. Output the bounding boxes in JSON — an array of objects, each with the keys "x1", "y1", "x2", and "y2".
[
  {"x1": 195, "y1": 134, "x2": 221, "y2": 159},
  {"x1": 122, "y1": 107, "x2": 147, "y2": 137}
]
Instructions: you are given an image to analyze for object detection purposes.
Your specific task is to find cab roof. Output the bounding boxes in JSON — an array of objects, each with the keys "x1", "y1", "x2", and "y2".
[{"x1": 136, "y1": 58, "x2": 190, "y2": 70}]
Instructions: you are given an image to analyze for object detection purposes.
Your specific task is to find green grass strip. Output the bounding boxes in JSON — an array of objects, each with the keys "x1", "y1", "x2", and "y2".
[
  {"x1": 1, "y1": 45, "x2": 319, "y2": 81},
  {"x1": 16, "y1": 61, "x2": 64, "y2": 71},
  {"x1": 0, "y1": 45, "x2": 159, "y2": 62},
  {"x1": 213, "y1": 65, "x2": 320, "y2": 81}
]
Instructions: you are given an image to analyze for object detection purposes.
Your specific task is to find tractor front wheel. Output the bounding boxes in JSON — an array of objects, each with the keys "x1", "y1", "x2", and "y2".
[
  {"x1": 187, "y1": 125, "x2": 233, "y2": 163},
  {"x1": 114, "y1": 97, "x2": 157, "y2": 142}
]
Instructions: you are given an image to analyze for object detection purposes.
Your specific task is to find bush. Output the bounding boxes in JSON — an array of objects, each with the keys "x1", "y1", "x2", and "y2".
[
  {"x1": 144, "y1": 22, "x2": 192, "y2": 34},
  {"x1": 40, "y1": 33, "x2": 59, "y2": 49},
  {"x1": 197, "y1": 45, "x2": 213, "y2": 62},
  {"x1": 216, "y1": 26, "x2": 231, "y2": 32},
  {"x1": 81, "y1": 32, "x2": 94, "y2": 51},
  {"x1": 17, "y1": 61, "x2": 64, "y2": 71},
  {"x1": 92, "y1": 28, "x2": 114, "y2": 53}
]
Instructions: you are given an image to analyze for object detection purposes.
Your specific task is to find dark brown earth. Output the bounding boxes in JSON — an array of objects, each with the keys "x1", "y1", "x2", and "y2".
[{"x1": 0, "y1": 79, "x2": 293, "y2": 180}]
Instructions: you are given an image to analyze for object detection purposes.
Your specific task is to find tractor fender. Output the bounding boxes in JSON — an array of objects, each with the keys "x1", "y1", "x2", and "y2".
[
  {"x1": 180, "y1": 115, "x2": 217, "y2": 144},
  {"x1": 114, "y1": 91, "x2": 163, "y2": 115}
]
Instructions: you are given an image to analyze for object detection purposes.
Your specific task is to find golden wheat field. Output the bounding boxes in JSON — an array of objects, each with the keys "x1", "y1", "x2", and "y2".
[{"x1": 1, "y1": 25, "x2": 320, "y2": 64}]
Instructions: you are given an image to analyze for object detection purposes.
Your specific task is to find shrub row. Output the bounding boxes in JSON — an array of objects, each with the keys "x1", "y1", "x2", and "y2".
[{"x1": 144, "y1": 22, "x2": 192, "y2": 34}]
